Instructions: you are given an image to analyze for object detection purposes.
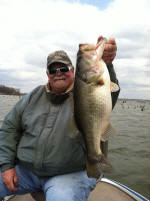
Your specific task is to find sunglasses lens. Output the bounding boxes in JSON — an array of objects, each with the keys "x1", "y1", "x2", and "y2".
[
  {"x1": 60, "y1": 67, "x2": 69, "y2": 73},
  {"x1": 48, "y1": 66, "x2": 72, "y2": 74},
  {"x1": 48, "y1": 68, "x2": 56, "y2": 74}
]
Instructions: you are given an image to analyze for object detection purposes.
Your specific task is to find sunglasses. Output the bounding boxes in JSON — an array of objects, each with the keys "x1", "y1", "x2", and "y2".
[{"x1": 48, "y1": 66, "x2": 73, "y2": 75}]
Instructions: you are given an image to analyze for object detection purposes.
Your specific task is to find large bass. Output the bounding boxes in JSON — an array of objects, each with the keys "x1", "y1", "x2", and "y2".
[{"x1": 74, "y1": 37, "x2": 119, "y2": 178}]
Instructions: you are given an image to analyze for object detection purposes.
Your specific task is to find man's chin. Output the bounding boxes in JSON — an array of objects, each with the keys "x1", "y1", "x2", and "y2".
[
  {"x1": 54, "y1": 83, "x2": 67, "y2": 92},
  {"x1": 54, "y1": 80, "x2": 66, "y2": 87}
]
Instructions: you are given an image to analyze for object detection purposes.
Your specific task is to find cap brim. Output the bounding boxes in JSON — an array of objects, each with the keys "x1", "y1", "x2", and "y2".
[{"x1": 47, "y1": 59, "x2": 72, "y2": 68}]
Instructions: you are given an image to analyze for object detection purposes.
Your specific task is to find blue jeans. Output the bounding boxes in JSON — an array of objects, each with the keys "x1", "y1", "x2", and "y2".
[{"x1": 0, "y1": 164, "x2": 96, "y2": 201}]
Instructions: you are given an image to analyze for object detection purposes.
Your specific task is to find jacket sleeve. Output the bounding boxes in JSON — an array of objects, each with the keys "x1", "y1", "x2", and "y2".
[
  {"x1": 107, "y1": 63, "x2": 120, "y2": 109},
  {"x1": 0, "y1": 94, "x2": 30, "y2": 172}
]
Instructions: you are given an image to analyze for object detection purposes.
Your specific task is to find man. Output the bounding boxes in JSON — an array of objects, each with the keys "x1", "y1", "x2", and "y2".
[{"x1": 0, "y1": 36, "x2": 119, "y2": 201}]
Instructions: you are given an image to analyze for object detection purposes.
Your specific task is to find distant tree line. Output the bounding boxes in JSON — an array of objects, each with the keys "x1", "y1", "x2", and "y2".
[{"x1": 0, "y1": 85, "x2": 24, "y2": 95}]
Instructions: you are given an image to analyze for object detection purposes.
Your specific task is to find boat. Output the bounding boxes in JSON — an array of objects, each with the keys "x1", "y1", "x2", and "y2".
[
  {"x1": 5, "y1": 177, "x2": 149, "y2": 201},
  {"x1": 88, "y1": 177, "x2": 149, "y2": 201}
]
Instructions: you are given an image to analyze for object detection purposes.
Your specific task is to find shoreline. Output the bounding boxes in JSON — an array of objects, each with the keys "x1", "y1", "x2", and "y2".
[
  {"x1": 0, "y1": 93, "x2": 25, "y2": 96},
  {"x1": 0, "y1": 94, "x2": 150, "y2": 102}
]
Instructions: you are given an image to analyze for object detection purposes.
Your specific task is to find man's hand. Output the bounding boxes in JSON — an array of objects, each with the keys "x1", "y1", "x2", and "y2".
[
  {"x1": 97, "y1": 36, "x2": 117, "y2": 66},
  {"x1": 2, "y1": 168, "x2": 18, "y2": 191}
]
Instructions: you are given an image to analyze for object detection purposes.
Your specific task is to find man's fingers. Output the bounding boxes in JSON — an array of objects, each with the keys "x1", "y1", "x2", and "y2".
[
  {"x1": 103, "y1": 52, "x2": 116, "y2": 61},
  {"x1": 104, "y1": 37, "x2": 117, "y2": 53},
  {"x1": 107, "y1": 37, "x2": 116, "y2": 45},
  {"x1": 103, "y1": 51, "x2": 116, "y2": 57},
  {"x1": 104, "y1": 44, "x2": 117, "y2": 52},
  {"x1": 13, "y1": 170, "x2": 19, "y2": 190},
  {"x1": 6, "y1": 180, "x2": 18, "y2": 191},
  {"x1": 13, "y1": 173, "x2": 18, "y2": 186},
  {"x1": 2, "y1": 168, "x2": 19, "y2": 192},
  {"x1": 97, "y1": 35, "x2": 117, "y2": 65},
  {"x1": 4, "y1": 179, "x2": 19, "y2": 191}
]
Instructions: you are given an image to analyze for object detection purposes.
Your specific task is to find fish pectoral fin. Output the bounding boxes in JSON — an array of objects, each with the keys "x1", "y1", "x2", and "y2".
[
  {"x1": 101, "y1": 123, "x2": 116, "y2": 141},
  {"x1": 110, "y1": 82, "x2": 120, "y2": 92}
]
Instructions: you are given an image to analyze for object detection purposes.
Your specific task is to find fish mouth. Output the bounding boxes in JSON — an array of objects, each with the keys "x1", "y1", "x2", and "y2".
[{"x1": 96, "y1": 37, "x2": 107, "y2": 49}]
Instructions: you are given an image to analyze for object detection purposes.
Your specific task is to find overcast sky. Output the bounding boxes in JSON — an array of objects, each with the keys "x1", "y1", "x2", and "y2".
[{"x1": 0, "y1": 0, "x2": 150, "y2": 100}]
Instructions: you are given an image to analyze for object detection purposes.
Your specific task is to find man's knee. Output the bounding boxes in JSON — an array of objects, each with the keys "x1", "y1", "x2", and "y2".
[
  {"x1": 44, "y1": 178, "x2": 89, "y2": 201},
  {"x1": 45, "y1": 188, "x2": 86, "y2": 201},
  {"x1": 43, "y1": 171, "x2": 95, "y2": 201},
  {"x1": 31, "y1": 189, "x2": 79, "y2": 201}
]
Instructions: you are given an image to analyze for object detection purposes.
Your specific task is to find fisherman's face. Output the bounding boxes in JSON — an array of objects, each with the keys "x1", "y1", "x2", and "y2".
[{"x1": 47, "y1": 62, "x2": 74, "y2": 94}]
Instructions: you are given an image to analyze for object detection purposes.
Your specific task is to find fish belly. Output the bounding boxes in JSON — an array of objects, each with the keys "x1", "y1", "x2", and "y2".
[{"x1": 74, "y1": 77, "x2": 112, "y2": 178}]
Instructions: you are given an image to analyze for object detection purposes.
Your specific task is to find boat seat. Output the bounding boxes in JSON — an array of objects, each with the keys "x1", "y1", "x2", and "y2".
[
  {"x1": 88, "y1": 181, "x2": 134, "y2": 201},
  {"x1": 31, "y1": 192, "x2": 45, "y2": 201}
]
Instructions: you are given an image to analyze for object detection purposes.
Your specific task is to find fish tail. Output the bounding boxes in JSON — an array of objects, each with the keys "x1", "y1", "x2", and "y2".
[{"x1": 86, "y1": 155, "x2": 112, "y2": 179}]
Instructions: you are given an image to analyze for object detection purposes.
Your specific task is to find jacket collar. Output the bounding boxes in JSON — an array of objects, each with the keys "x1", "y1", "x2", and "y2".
[{"x1": 45, "y1": 82, "x2": 74, "y2": 104}]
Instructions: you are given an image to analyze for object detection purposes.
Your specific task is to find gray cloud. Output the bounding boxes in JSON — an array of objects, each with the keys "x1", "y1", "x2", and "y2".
[
  {"x1": 116, "y1": 30, "x2": 150, "y2": 59},
  {"x1": 24, "y1": 53, "x2": 46, "y2": 69},
  {"x1": 0, "y1": 70, "x2": 47, "y2": 93},
  {"x1": 0, "y1": 0, "x2": 150, "y2": 99}
]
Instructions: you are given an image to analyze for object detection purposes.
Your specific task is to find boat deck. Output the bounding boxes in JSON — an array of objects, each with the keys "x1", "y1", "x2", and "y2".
[{"x1": 6, "y1": 194, "x2": 35, "y2": 201}]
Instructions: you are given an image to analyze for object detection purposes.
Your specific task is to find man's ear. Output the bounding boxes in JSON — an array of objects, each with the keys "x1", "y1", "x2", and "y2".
[
  {"x1": 46, "y1": 69, "x2": 49, "y2": 76},
  {"x1": 46, "y1": 70, "x2": 50, "y2": 81}
]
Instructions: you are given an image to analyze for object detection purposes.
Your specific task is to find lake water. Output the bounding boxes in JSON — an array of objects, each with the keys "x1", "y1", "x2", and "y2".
[{"x1": 0, "y1": 95, "x2": 150, "y2": 200}]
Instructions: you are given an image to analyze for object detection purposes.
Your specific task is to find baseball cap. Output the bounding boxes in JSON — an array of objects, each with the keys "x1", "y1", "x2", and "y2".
[{"x1": 47, "y1": 50, "x2": 72, "y2": 68}]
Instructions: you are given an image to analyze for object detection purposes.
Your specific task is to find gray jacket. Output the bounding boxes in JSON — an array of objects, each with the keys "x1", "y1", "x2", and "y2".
[{"x1": 0, "y1": 64, "x2": 120, "y2": 177}]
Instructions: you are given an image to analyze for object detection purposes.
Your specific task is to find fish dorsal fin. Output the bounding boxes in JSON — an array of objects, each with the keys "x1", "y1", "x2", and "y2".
[{"x1": 110, "y1": 82, "x2": 120, "y2": 92}]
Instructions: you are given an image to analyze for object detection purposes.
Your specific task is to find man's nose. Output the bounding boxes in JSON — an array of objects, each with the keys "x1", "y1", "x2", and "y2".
[{"x1": 56, "y1": 70, "x2": 62, "y2": 76}]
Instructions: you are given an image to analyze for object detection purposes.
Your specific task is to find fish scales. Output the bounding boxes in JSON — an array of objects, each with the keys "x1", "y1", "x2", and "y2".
[
  {"x1": 74, "y1": 74, "x2": 112, "y2": 157},
  {"x1": 74, "y1": 38, "x2": 116, "y2": 178}
]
